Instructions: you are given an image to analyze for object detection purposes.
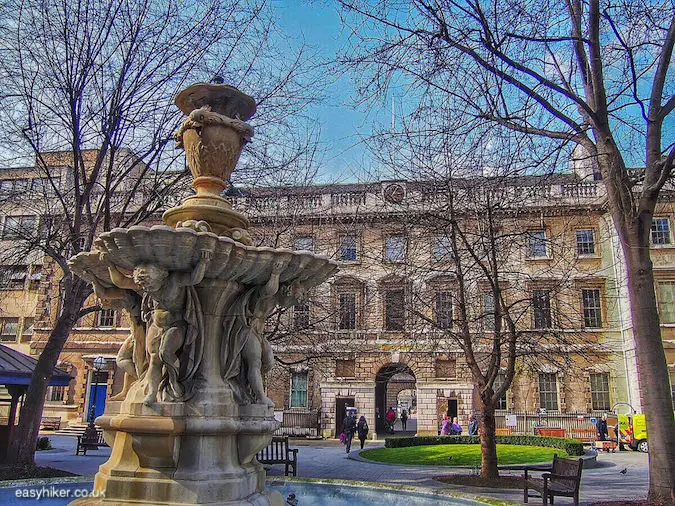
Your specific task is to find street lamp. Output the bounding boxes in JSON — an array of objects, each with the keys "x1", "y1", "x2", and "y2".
[{"x1": 84, "y1": 356, "x2": 106, "y2": 439}]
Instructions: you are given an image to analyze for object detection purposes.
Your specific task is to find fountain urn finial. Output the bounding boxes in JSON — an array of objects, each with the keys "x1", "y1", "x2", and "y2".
[{"x1": 164, "y1": 82, "x2": 257, "y2": 244}]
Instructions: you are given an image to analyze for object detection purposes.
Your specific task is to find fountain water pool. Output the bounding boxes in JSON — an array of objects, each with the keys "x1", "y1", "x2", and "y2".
[{"x1": 0, "y1": 480, "x2": 490, "y2": 506}]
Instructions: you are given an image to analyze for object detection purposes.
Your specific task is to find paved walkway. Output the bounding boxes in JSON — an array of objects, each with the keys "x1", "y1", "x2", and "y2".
[{"x1": 33, "y1": 435, "x2": 649, "y2": 505}]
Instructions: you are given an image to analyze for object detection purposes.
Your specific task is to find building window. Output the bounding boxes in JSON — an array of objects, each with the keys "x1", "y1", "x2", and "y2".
[
  {"x1": 293, "y1": 236, "x2": 314, "y2": 251},
  {"x1": 582, "y1": 289, "x2": 602, "y2": 328},
  {"x1": 335, "y1": 359, "x2": 356, "y2": 378},
  {"x1": 538, "y1": 373, "x2": 559, "y2": 411},
  {"x1": 651, "y1": 218, "x2": 671, "y2": 245},
  {"x1": 290, "y1": 372, "x2": 308, "y2": 408},
  {"x1": 435, "y1": 291, "x2": 453, "y2": 329},
  {"x1": 576, "y1": 229, "x2": 595, "y2": 255},
  {"x1": 384, "y1": 235, "x2": 406, "y2": 262},
  {"x1": 338, "y1": 292, "x2": 357, "y2": 330},
  {"x1": 0, "y1": 318, "x2": 20, "y2": 342},
  {"x1": 21, "y1": 317, "x2": 34, "y2": 340},
  {"x1": 435, "y1": 358, "x2": 456, "y2": 378},
  {"x1": 532, "y1": 290, "x2": 552, "y2": 329},
  {"x1": 432, "y1": 235, "x2": 452, "y2": 261},
  {"x1": 97, "y1": 309, "x2": 116, "y2": 328},
  {"x1": 385, "y1": 289, "x2": 405, "y2": 330},
  {"x1": 590, "y1": 373, "x2": 611, "y2": 411},
  {"x1": 527, "y1": 230, "x2": 547, "y2": 258},
  {"x1": 339, "y1": 234, "x2": 358, "y2": 261},
  {"x1": 483, "y1": 292, "x2": 495, "y2": 331},
  {"x1": 293, "y1": 302, "x2": 310, "y2": 329},
  {"x1": 658, "y1": 282, "x2": 675, "y2": 324},
  {"x1": 494, "y1": 373, "x2": 508, "y2": 410},
  {"x1": 48, "y1": 385, "x2": 66, "y2": 402},
  {"x1": 2, "y1": 215, "x2": 37, "y2": 239},
  {"x1": 0, "y1": 265, "x2": 27, "y2": 290}
]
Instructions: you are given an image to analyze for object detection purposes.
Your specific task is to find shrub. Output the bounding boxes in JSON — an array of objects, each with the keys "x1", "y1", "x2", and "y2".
[
  {"x1": 384, "y1": 435, "x2": 584, "y2": 456},
  {"x1": 36, "y1": 436, "x2": 52, "y2": 451}
]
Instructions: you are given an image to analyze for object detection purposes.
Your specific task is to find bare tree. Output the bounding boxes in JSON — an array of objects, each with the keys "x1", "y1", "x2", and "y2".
[
  {"x1": 339, "y1": 1, "x2": 675, "y2": 500},
  {"x1": 0, "y1": 0, "x2": 321, "y2": 466}
]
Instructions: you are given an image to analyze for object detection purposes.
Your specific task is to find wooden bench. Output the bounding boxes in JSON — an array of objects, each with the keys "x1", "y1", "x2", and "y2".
[
  {"x1": 40, "y1": 416, "x2": 61, "y2": 430},
  {"x1": 256, "y1": 436, "x2": 298, "y2": 476},
  {"x1": 76, "y1": 429, "x2": 109, "y2": 455},
  {"x1": 524, "y1": 454, "x2": 583, "y2": 505}
]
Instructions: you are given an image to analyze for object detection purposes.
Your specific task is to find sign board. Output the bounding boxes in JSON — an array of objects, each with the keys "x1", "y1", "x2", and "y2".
[{"x1": 505, "y1": 414, "x2": 517, "y2": 427}]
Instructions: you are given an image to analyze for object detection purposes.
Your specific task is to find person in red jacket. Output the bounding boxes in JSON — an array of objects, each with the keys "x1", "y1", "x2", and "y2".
[{"x1": 385, "y1": 407, "x2": 396, "y2": 434}]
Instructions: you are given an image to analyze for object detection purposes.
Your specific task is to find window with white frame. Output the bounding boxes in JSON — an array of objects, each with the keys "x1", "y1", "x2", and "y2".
[
  {"x1": 435, "y1": 291, "x2": 453, "y2": 329},
  {"x1": 651, "y1": 218, "x2": 671, "y2": 245},
  {"x1": 483, "y1": 292, "x2": 495, "y2": 331},
  {"x1": 658, "y1": 281, "x2": 675, "y2": 324},
  {"x1": 527, "y1": 230, "x2": 548, "y2": 258},
  {"x1": 432, "y1": 235, "x2": 452, "y2": 261},
  {"x1": 48, "y1": 385, "x2": 66, "y2": 402},
  {"x1": 576, "y1": 229, "x2": 595, "y2": 255},
  {"x1": 493, "y1": 373, "x2": 508, "y2": 410},
  {"x1": 384, "y1": 235, "x2": 406, "y2": 262},
  {"x1": 0, "y1": 265, "x2": 27, "y2": 290},
  {"x1": 339, "y1": 234, "x2": 358, "y2": 261},
  {"x1": 97, "y1": 309, "x2": 116, "y2": 328},
  {"x1": 0, "y1": 318, "x2": 19, "y2": 342},
  {"x1": 293, "y1": 302, "x2": 310, "y2": 329},
  {"x1": 293, "y1": 235, "x2": 314, "y2": 252},
  {"x1": 590, "y1": 373, "x2": 611, "y2": 411},
  {"x1": 538, "y1": 373, "x2": 559, "y2": 411},
  {"x1": 290, "y1": 372, "x2": 308, "y2": 408},
  {"x1": 582, "y1": 289, "x2": 602, "y2": 328},
  {"x1": 2, "y1": 215, "x2": 37, "y2": 240}
]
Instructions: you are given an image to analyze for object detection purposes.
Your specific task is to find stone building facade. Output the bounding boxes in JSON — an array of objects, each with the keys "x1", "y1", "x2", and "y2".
[{"x1": 1, "y1": 150, "x2": 674, "y2": 438}]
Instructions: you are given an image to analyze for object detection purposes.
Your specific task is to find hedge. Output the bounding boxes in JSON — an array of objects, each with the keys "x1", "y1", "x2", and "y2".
[{"x1": 383, "y1": 435, "x2": 584, "y2": 456}]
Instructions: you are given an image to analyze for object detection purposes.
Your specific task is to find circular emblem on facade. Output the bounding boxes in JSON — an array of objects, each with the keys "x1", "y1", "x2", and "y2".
[{"x1": 384, "y1": 184, "x2": 405, "y2": 203}]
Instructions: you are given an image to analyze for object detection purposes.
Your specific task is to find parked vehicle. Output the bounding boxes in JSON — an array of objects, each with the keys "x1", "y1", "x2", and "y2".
[{"x1": 617, "y1": 413, "x2": 648, "y2": 453}]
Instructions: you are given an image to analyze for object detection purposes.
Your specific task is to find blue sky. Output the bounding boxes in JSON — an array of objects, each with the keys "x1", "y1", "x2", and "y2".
[{"x1": 273, "y1": 1, "x2": 390, "y2": 182}]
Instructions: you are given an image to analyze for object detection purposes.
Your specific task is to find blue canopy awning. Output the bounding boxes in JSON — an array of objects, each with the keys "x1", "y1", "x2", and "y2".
[{"x1": 0, "y1": 344, "x2": 72, "y2": 387}]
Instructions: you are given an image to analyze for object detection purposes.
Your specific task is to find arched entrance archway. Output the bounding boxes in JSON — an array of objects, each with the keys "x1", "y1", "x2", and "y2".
[{"x1": 375, "y1": 363, "x2": 415, "y2": 434}]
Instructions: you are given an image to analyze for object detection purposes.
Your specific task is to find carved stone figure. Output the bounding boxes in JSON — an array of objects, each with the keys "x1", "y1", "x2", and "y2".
[
  {"x1": 107, "y1": 250, "x2": 211, "y2": 404},
  {"x1": 221, "y1": 259, "x2": 305, "y2": 405}
]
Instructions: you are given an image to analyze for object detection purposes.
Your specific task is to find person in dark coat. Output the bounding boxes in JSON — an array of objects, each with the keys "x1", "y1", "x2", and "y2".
[
  {"x1": 400, "y1": 410, "x2": 408, "y2": 431},
  {"x1": 357, "y1": 415, "x2": 369, "y2": 449},
  {"x1": 342, "y1": 411, "x2": 357, "y2": 453},
  {"x1": 596, "y1": 414, "x2": 608, "y2": 441},
  {"x1": 468, "y1": 414, "x2": 479, "y2": 436}
]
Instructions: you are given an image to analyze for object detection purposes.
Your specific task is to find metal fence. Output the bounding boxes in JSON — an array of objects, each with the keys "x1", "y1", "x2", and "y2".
[
  {"x1": 494, "y1": 411, "x2": 607, "y2": 435},
  {"x1": 273, "y1": 409, "x2": 320, "y2": 437}
]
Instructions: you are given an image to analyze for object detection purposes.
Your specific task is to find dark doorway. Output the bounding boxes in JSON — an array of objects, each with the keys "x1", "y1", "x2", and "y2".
[
  {"x1": 447, "y1": 398, "x2": 458, "y2": 420},
  {"x1": 335, "y1": 397, "x2": 354, "y2": 437},
  {"x1": 374, "y1": 363, "x2": 416, "y2": 433}
]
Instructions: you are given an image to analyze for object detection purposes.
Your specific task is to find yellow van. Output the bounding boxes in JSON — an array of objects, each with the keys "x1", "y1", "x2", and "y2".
[{"x1": 617, "y1": 413, "x2": 648, "y2": 452}]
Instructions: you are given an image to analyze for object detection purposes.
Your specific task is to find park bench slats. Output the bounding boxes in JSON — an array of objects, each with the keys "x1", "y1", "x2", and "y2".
[
  {"x1": 76, "y1": 429, "x2": 109, "y2": 455},
  {"x1": 256, "y1": 436, "x2": 297, "y2": 476},
  {"x1": 40, "y1": 416, "x2": 61, "y2": 430},
  {"x1": 524, "y1": 454, "x2": 583, "y2": 506}
]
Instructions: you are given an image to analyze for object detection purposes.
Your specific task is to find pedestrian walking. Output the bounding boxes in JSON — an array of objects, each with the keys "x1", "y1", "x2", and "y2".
[
  {"x1": 440, "y1": 414, "x2": 451, "y2": 435},
  {"x1": 596, "y1": 414, "x2": 608, "y2": 441},
  {"x1": 450, "y1": 417, "x2": 462, "y2": 435},
  {"x1": 342, "y1": 410, "x2": 357, "y2": 453},
  {"x1": 357, "y1": 415, "x2": 369, "y2": 449},
  {"x1": 385, "y1": 407, "x2": 396, "y2": 434},
  {"x1": 468, "y1": 414, "x2": 479, "y2": 435},
  {"x1": 400, "y1": 409, "x2": 408, "y2": 431}
]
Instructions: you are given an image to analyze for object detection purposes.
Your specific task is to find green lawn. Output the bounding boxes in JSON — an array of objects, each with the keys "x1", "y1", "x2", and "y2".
[{"x1": 360, "y1": 444, "x2": 565, "y2": 466}]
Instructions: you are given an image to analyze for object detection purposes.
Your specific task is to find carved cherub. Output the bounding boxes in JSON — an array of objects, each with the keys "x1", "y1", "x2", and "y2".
[
  {"x1": 105, "y1": 250, "x2": 212, "y2": 405},
  {"x1": 81, "y1": 266, "x2": 146, "y2": 401},
  {"x1": 222, "y1": 258, "x2": 307, "y2": 406}
]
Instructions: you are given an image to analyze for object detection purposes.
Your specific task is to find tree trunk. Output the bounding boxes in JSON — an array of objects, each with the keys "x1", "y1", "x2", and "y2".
[
  {"x1": 479, "y1": 405, "x2": 499, "y2": 479},
  {"x1": 623, "y1": 240, "x2": 675, "y2": 504},
  {"x1": 6, "y1": 290, "x2": 84, "y2": 466}
]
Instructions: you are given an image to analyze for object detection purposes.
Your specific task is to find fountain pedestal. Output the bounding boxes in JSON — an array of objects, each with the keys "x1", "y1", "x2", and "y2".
[{"x1": 68, "y1": 82, "x2": 338, "y2": 505}]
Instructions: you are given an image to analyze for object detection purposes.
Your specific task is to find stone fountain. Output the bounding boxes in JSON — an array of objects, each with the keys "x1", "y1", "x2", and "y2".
[{"x1": 68, "y1": 82, "x2": 337, "y2": 505}]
